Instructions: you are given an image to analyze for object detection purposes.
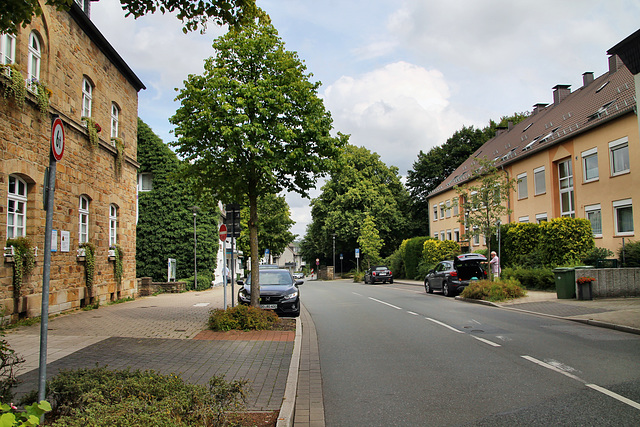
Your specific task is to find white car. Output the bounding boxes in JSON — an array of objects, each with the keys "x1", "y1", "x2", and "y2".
[{"x1": 293, "y1": 272, "x2": 304, "y2": 280}]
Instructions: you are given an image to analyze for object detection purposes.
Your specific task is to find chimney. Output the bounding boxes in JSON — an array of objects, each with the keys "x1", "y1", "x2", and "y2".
[
  {"x1": 508, "y1": 121, "x2": 514, "y2": 130},
  {"x1": 609, "y1": 54, "x2": 623, "y2": 73},
  {"x1": 495, "y1": 126, "x2": 507, "y2": 136},
  {"x1": 532, "y1": 103, "x2": 547, "y2": 115},
  {"x1": 582, "y1": 72, "x2": 594, "y2": 87},
  {"x1": 553, "y1": 84, "x2": 571, "y2": 105}
]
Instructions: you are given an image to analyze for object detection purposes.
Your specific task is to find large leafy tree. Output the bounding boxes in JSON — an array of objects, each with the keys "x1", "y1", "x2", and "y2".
[
  {"x1": 358, "y1": 214, "x2": 383, "y2": 269},
  {"x1": 237, "y1": 193, "x2": 296, "y2": 261},
  {"x1": 170, "y1": 22, "x2": 345, "y2": 306},
  {"x1": 301, "y1": 144, "x2": 410, "y2": 271},
  {"x1": 1, "y1": 0, "x2": 261, "y2": 35}
]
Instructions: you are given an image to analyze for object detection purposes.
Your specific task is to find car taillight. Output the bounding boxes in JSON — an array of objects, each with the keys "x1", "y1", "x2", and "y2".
[
  {"x1": 389, "y1": 271, "x2": 392, "y2": 275},
  {"x1": 372, "y1": 272, "x2": 377, "y2": 276},
  {"x1": 450, "y1": 271, "x2": 457, "y2": 277}
]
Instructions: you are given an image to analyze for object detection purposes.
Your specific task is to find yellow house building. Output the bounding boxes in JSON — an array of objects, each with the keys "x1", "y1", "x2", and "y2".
[{"x1": 428, "y1": 33, "x2": 639, "y2": 256}]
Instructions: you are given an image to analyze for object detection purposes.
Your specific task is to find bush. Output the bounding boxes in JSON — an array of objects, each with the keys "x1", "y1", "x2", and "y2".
[
  {"x1": 208, "y1": 305, "x2": 279, "y2": 331},
  {"x1": 415, "y1": 260, "x2": 435, "y2": 281},
  {"x1": 581, "y1": 247, "x2": 614, "y2": 265},
  {"x1": 21, "y1": 367, "x2": 247, "y2": 426},
  {"x1": 352, "y1": 270, "x2": 364, "y2": 283},
  {"x1": 183, "y1": 271, "x2": 213, "y2": 291},
  {"x1": 404, "y1": 237, "x2": 429, "y2": 279},
  {"x1": 460, "y1": 279, "x2": 525, "y2": 302},
  {"x1": 501, "y1": 266, "x2": 554, "y2": 290},
  {"x1": 538, "y1": 218, "x2": 595, "y2": 266},
  {"x1": 383, "y1": 248, "x2": 404, "y2": 279},
  {"x1": 0, "y1": 334, "x2": 24, "y2": 403},
  {"x1": 619, "y1": 240, "x2": 640, "y2": 267}
]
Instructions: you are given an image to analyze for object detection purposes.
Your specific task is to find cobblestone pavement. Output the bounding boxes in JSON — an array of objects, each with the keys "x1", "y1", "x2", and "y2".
[{"x1": 5, "y1": 287, "x2": 293, "y2": 411}]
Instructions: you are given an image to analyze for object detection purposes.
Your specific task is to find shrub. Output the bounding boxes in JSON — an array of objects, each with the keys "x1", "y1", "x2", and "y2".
[
  {"x1": 415, "y1": 260, "x2": 435, "y2": 281},
  {"x1": 619, "y1": 240, "x2": 640, "y2": 267},
  {"x1": 404, "y1": 236, "x2": 429, "y2": 279},
  {"x1": 383, "y1": 248, "x2": 404, "y2": 279},
  {"x1": 0, "y1": 334, "x2": 24, "y2": 403},
  {"x1": 352, "y1": 270, "x2": 364, "y2": 283},
  {"x1": 501, "y1": 266, "x2": 554, "y2": 290},
  {"x1": 538, "y1": 218, "x2": 595, "y2": 266},
  {"x1": 183, "y1": 271, "x2": 213, "y2": 291},
  {"x1": 581, "y1": 247, "x2": 614, "y2": 265},
  {"x1": 460, "y1": 279, "x2": 525, "y2": 302},
  {"x1": 20, "y1": 367, "x2": 246, "y2": 426},
  {"x1": 208, "y1": 304, "x2": 279, "y2": 331}
]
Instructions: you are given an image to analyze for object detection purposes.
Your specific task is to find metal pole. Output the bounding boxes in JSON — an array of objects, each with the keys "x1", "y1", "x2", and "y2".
[
  {"x1": 332, "y1": 234, "x2": 336, "y2": 280},
  {"x1": 223, "y1": 238, "x2": 227, "y2": 309},
  {"x1": 38, "y1": 156, "x2": 56, "y2": 402},
  {"x1": 193, "y1": 211, "x2": 197, "y2": 290},
  {"x1": 230, "y1": 209, "x2": 235, "y2": 306}
]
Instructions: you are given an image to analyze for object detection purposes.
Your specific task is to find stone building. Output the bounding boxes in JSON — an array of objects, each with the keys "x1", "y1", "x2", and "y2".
[
  {"x1": 428, "y1": 31, "x2": 638, "y2": 256},
  {"x1": 1, "y1": 2, "x2": 145, "y2": 318}
]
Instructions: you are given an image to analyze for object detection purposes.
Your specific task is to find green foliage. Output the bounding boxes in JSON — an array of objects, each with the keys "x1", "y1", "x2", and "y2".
[
  {"x1": 81, "y1": 117, "x2": 99, "y2": 149},
  {"x1": 352, "y1": 270, "x2": 364, "y2": 282},
  {"x1": 501, "y1": 266, "x2": 555, "y2": 290},
  {"x1": 0, "y1": 400, "x2": 50, "y2": 426},
  {"x1": 538, "y1": 218, "x2": 595, "y2": 266},
  {"x1": 358, "y1": 214, "x2": 383, "y2": 269},
  {"x1": 22, "y1": 366, "x2": 246, "y2": 426},
  {"x1": 404, "y1": 236, "x2": 429, "y2": 279},
  {"x1": 460, "y1": 279, "x2": 526, "y2": 302},
  {"x1": 113, "y1": 138, "x2": 125, "y2": 175},
  {"x1": 619, "y1": 240, "x2": 640, "y2": 267},
  {"x1": 208, "y1": 305, "x2": 279, "y2": 331},
  {"x1": 500, "y1": 222, "x2": 540, "y2": 266},
  {"x1": 136, "y1": 119, "x2": 218, "y2": 282},
  {"x1": 183, "y1": 272, "x2": 212, "y2": 291},
  {"x1": 5, "y1": 237, "x2": 35, "y2": 298},
  {"x1": 0, "y1": 333, "x2": 24, "y2": 403},
  {"x1": 111, "y1": 244, "x2": 124, "y2": 285},
  {"x1": 581, "y1": 247, "x2": 614, "y2": 265},
  {"x1": 32, "y1": 80, "x2": 49, "y2": 118},
  {"x1": 1, "y1": 65, "x2": 26, "y2": 109},
  {"x1": 79, "y1": 242, "x2": 96, "y2": 290},
  {"x1": 1, "y1": 0, "x2": 262, "y2": 35},
  {"x1": 423, "y1": 238, "x2": 460, "y2": 266},
  {"x1": 382, "y1": 248, "x2": 404, "y2": 279}
]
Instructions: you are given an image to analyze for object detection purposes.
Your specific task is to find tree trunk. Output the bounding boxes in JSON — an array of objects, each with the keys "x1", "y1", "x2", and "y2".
[{"x1": 249, "y1": 192, "x2": 260, "y2": 307}]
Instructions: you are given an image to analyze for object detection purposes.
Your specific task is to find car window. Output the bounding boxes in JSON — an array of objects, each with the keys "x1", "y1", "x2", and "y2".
[
  {"x1": 246, "y1": 270, "x2": 292, "y2": 285},
  {"x1": 375, "y1": 266, "x2": 387, "y2": 271}
]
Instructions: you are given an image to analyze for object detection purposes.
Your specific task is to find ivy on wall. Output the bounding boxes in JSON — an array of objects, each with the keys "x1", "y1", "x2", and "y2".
[
  {"x1": 5, "y1": 237, "x2": 35, "y2": 298},
  {"x1": 136, "y1": 119, "x2": 219, "y2": 283}
]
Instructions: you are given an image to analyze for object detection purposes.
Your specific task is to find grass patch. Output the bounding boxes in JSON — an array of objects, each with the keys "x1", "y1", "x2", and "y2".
[
  {"x1": 209, "y1": 305, "x2": 279, "y2": 332},
  {"x1": 460, "y1": 279, "x2": 526, "y2": 302}
]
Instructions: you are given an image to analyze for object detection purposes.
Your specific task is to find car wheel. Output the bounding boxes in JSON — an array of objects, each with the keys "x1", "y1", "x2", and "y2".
[
  {"x1": 389, "y1": 279, "x2": 393, "y2": 284},
  {"x1": 425, "y1": 281, "x2": 433, "y2": 293},
  {"x1": 443, "y1": 283, "x2": 454, "y2": 297}
]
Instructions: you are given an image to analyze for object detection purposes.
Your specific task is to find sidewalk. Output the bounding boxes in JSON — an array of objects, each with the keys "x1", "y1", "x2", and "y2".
[{"x1": 395, "y1": 279, "x2": 640, "y2": 335}]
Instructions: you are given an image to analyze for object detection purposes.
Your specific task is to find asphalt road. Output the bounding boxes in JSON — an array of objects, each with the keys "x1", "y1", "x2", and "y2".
[{"x1": 302, "y1": 279, "x2": 640, "y2": 426}]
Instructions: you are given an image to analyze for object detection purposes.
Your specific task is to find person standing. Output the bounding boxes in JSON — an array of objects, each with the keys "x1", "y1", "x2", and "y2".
[{"x1": 489, "y1": 251, "x2": 501, "y2": 279}]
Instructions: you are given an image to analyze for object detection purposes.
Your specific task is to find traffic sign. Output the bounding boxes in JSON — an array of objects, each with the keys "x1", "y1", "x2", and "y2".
[
  {"x1": 316, "y1": 258, "x2": 320, "y2": 265},
  {"x1": 219, "y1": 224, "x2": 227, "y2": 241},
  {"x1": 51, "y1": 117, "x2": 65, "y2": 161},
  {"x1": 355, "y1": 248, "x2": 360, "y2": 259}
]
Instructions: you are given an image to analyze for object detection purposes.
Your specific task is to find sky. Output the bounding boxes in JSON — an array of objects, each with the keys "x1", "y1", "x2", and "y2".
[{"x1": 91, "y1": 0, "x2": 640, "y2": 238}]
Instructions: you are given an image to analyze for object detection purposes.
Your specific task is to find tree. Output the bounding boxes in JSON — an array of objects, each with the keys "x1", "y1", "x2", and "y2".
[
  {"x1": 170, "y1": 22, "x2": 344, "y2": 307},
  {"x1": 1, "y1": 0, "x2": 262, "y2": 35},
  {"x1": 358, "y1": 214, "x2": 383, "y2": 269},
  {"x1": 454, "y1": 158, "x2": 515, "y2": 273},
  {"x1": 300, "y1": 144, "x2": 410, "y2": 270},
  {"x1": 237, "y1": 193, "x2": 296, "y2": 261}
]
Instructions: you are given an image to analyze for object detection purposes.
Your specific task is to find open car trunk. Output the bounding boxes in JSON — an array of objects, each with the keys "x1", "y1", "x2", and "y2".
[{"x1": 454, "y1": 254, "x2": 487, "y2": 281}]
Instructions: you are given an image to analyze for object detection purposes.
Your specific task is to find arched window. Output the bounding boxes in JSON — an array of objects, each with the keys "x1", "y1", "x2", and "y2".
[
  {"x1": 82, "y1": 77, "x2": 92, "y2": 117},
  {"x1": 7, "y1": 175, "x2": 28, "y2": 238},
  {"x1": 79, "y1": 195, "x2": 90, "y2": 244},
  {"x1": 27, "y1": 32, "x2": 41, "y2": 90},
  {"x1": 109, "y1": 204, "x2": 118, "y2": 246},
  {"x1": 111, "y1": 102, "x2": 119, "y2": 139}
]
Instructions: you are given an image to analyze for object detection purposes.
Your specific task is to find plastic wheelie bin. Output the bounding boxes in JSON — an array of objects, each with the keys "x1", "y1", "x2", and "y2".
[{"x1": 553, "y1": 267, "x2": 575, "y2": 299}]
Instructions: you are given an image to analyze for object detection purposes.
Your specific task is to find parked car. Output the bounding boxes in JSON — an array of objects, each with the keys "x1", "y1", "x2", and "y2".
[
  {"x1": 424, "y1": 253, "x2": 487, "y2": 296},
  {"x1": 237, "y1": 268, "x2": 302, "y2": 317},
  {"x1": 293, "y1": 272, "x2": 304, "y2": 280},
  {"x1": 364, "y1": 265, "x2": 394, "y2": 284}
]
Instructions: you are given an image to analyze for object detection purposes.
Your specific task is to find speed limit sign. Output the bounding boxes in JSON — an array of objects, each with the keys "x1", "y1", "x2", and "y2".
[{"x1": 51, "y1": 117, "x2": 65, "y2": 161}]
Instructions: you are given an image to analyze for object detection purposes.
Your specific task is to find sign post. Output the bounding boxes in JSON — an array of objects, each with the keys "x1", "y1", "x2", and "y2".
[
  {"x1": 39, "y1": 118, "x2": 64, "y2": 402},
  {"x1": 355, "y1": 248, "x2": 360, "y2": 272},
  {"x1": 219, "y1": 224, "x2": 228, "y2": 308}
]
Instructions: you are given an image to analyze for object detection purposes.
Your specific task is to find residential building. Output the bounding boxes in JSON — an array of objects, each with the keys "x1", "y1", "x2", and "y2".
[
  {"x1": 428, "y1": 32, "x2": 638, "y2": 256},
  {"x1": 1, "y1": 2, "x2": 145, "y2": 318},
  {"x1": 274, "y1": 242, "x2": 304, "y2": 272}
]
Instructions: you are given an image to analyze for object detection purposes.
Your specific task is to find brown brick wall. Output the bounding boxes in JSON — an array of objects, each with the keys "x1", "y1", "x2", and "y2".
[{"x1": 1, "y1": 3, "x2": 142, "y2": 318}]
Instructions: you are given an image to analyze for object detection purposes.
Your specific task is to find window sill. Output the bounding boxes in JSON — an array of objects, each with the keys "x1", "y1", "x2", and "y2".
[
  {"x1": 583, "y1": 178, "x2": 599, "y2": 184},
  {"x1": 611, "y1": 170, "x2": 630, "y2": 178}
]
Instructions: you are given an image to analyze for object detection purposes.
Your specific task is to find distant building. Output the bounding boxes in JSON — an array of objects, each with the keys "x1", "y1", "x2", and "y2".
[
  {"x1": 428, "y1": 31, "x2": 639, "y2": 255},
  {"x1": 1, "y1": 3, "x2": 145, "y2": 318},
  {"x1": 274, "y1": 242, "x2": 304, "y2": 272}
]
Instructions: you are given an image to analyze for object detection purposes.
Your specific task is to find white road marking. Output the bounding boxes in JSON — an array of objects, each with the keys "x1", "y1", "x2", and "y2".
[
  {"x1": 521, "y1": 356, "x2": 585, "y2": 382},
  {"x1": 472, "y1": 336, "x2": 501, "y2": 347},
  {"x1": 407, "y1": 311, "x2": 419, "y2": 316},
  {"x1": 352, "y1": 292, "x2": 363, "y2": 297},
  {"x1": 193, "y1": 303, "x2": 210, "y2": 307},
  {"x1": 369, "y1": 297, "x2": 402, "y2": 310},
  {"x1": 425, "y1": 317, "x2": 464, "y2": 333}
]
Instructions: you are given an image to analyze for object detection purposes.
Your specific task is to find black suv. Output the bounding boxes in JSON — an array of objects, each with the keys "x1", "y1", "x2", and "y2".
[
  {"x1": 364, "y1": 265, "x2": 393, "y2": 284},
  {"x1": 424, "y1": 253, "x2": 487, "y2": 296},
  {"x1": 237, "y1": 268, "x2": 303, "y2": 317}
]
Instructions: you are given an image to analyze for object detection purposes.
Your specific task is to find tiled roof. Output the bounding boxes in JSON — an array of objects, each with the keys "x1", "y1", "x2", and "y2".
[{"x1": 429, "y1": 57, "x2": 635, "y2": 198}]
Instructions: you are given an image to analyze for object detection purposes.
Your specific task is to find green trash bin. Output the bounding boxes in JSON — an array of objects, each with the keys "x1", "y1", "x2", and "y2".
[{"x1": 553, "y1": 267, "x2": 575, "y2": 299}]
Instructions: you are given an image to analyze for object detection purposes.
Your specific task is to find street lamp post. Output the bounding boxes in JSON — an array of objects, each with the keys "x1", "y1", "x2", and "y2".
[{"x1": 191, "y1": 206, "x2": 199, "y2": 289}]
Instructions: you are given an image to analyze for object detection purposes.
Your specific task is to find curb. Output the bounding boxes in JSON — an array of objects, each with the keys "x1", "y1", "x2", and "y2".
[{"x1": 276, "y1": 315, "x2": 302, "y2": 427}]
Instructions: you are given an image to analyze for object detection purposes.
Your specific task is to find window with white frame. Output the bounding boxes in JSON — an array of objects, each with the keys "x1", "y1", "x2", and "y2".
[
  {"x1": 82, "y1": 77, "x2": 92, "y2": 118},
  {"x1": 581, "y1": 148, "x2": 599, "y2": 182},
  {"x1": 534, "y1": 166, "x2": 546, "y2": 195},
  {"x1": 440, "y1": 231, "x2": 445, "y2": 241},
  {"x1": 109, "y1": 204, "x2": 118, "y2": 246},
  {"x1": 453, "y1": 230, "x2": 460, "y2": 242},
  {"x1": 445, "y1": 200, "x2": 451, "y2": 218},
  {"x1": 517, "y1": 172, "x2": 528, "y2": 199},
  {"x1": 446, "y1": 230, "x2": 452, "y2": 240},
  {"x1": 535, "y1": 213, "x2": 547, "y2": 224},
  {"x1": 27, "y1": 32, "x2": 41, "y2": 91},
  {"x1": 7, "y1": 175, "x2": 28, "y2": 238},
  {"x1": 79, "y1": 195, "x2": 89, "y2": 244},
  {"x1": 434, "y1": 232, "x2": 439, "y2": 240},
  {"x1": 453, "y1": 199, "x2": 459, "y2": 216},
  {"x1": 472, "y1": 228, "x2": 480, "y2": 245},
  {"x1": 584, "y1": 204, "x2": 602, "y2": 237},
  {"x1": 439, "y1": 203, "x2": 445, "y2": 218},
  {"x1": 111, "y1": 103, "x2": 119, "y2": 139},
  {"x1": 433, "y1": 205, "x2": 438, "y2": 221},
  {"x1": 613, "y1": 199, "x2": 633, "y2": 236},
  {"x1": 518, "y1": 216, "x2": 530, "y2": 223},
  {"x1": 558, "y1": 159, "x2": 575, "y2": 218},
  {"x1": 609, "y1": 137, "x2": 630, "y2": 176},
  {"x1": 138, "y1": 173, "x2": 153, "y2": 192},
  {"x1": 1, "y1": 33, "x2": 16, "y2": 67}
]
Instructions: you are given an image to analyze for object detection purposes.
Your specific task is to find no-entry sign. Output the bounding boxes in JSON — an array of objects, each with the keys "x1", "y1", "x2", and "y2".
[{"x1": 219, "y1": 224, "x2": 228, "y2": 241}]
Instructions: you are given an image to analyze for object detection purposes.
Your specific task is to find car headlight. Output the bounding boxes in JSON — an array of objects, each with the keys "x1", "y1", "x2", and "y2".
[
  {"x1": 238, "y1": 290, "x2": 250, "y2": 302},
  {"x1": 283, "y1": 291, "x2": 298, "y2": 300}
]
